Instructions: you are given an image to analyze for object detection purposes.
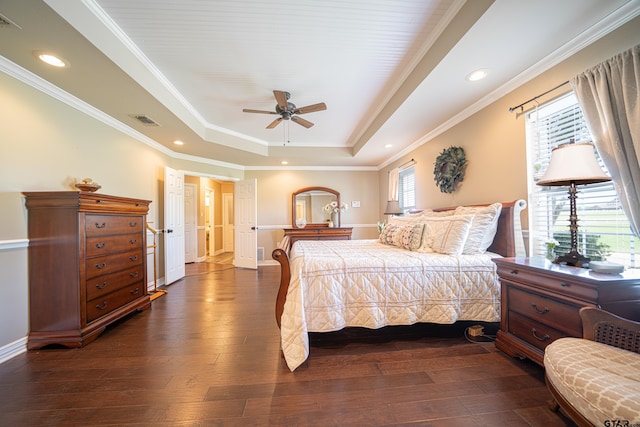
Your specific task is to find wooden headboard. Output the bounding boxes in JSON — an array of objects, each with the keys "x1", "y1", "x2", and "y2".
[{"x1": 430, "y1": 199, "x2": 527, "y2": 258}]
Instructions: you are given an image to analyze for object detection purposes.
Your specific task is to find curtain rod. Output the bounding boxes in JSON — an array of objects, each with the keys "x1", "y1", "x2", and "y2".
[
  {"x1": 399, "y1": 158, "x2": 416, "y2": 170},
  {"x1": 388, "y1": 159, "x2": 416, "y2": 174},
  {"x1": 508, "y1": 81, "x2": 570, "y2": 113}
]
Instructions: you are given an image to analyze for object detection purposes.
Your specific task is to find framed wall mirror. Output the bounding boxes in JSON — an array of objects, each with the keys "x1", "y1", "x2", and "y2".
[{"x1": 292, "y1": 186, "x2": 340, "y2": 228}]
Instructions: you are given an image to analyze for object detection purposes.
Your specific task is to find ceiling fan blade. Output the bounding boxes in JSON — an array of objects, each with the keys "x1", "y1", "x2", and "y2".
[
  {"x1": 294, "y1": 102, "x2": 327, "y2": 115},
  {"x1": 291, "y1": 116, "x2": 314, "y2": 128},
  {"x1": 273, "y1": 90, "x2": 289, "y2": 111},
  {"x1": 266, "y1": 117, "x2": 283, "y2": 129},
  {"x1": 243, "y1": 108, "x2": 277, "y2": 115}
]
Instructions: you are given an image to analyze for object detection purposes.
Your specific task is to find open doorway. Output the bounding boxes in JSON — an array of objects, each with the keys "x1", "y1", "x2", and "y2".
[{"x1": 184, "y1": 175, "x2": 235, "y2": 268}]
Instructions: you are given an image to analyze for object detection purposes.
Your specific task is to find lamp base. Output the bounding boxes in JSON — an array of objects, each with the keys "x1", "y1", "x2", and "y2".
[{"x1": 553, "y1": 250, "x2": 590, "y2": 268}]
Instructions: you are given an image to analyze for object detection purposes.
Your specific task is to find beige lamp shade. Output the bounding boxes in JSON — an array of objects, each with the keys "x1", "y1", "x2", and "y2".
[
  {"x1": 537, "y1": 142, "x2": 611, "y2": 186},
  {"x1": 384, "y1": 200, "x2": 403, "y2": 215}
]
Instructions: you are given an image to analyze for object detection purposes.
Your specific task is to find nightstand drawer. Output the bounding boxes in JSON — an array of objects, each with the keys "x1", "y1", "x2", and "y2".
[
  {"x1": 507, "y1": 286, "x2": 582, "y2": 336},
  {"x1": 498, "y1": 266, "x2": 598, "y2": 302},
  {"x1": 508, "y1": 311, "x2": 569, "y2": 352}
]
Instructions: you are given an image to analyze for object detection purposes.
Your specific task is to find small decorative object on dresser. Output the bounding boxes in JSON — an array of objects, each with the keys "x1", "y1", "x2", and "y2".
[
  {"x1": 75, "y1": 177, "x2": 101, "y2": 192},
  {"x1": 493, "y1": 257, "x2": 640, "y2": 366},
  {"x1": 23, "y1": 191, "x2": 152, "y2": 350}
]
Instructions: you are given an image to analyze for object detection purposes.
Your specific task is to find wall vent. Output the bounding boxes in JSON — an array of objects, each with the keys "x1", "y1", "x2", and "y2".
[
  {"x1": 129, "y1": 114, "x2": 160, "y2": 126},
  {"x1": 257, "y1": 247, "x2": 265, "y2": 261},
  {"x1": 0, "y1": 13, "x2": 21, "y2": 29}
]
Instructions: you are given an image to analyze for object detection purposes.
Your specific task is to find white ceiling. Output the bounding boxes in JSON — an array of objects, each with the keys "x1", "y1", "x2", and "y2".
[{"x1": 1, "y1": 0, "x2": 638, "y2": 170}]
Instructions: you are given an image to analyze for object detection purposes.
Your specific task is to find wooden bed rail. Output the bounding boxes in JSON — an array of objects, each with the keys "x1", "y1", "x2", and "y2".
[{"x1": 272, "y1": 199, "x2": 527, "y2": 328}]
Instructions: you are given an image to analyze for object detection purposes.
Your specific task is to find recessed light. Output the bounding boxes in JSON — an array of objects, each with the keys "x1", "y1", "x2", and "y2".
[
  {"x1": 34, "y1": 51, "x2": 68, "y2": 68},
  {"x1": 281, "y1": 160, "x2": 288, "y2": 165},
  {"x1": 173, "y1": 140, "x2": 184, "y2": 146},
  {"x1": 466, "y1": 68, "x2": 488, "y2": 82},
  {"x1": 385, "y1": 144, "x2": 393, "y2": 148}
]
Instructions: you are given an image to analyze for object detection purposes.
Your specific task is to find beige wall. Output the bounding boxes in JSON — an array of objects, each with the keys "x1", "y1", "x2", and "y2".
[{"x1": 245, "y1": 169, "x2": 381, "y2": 258}]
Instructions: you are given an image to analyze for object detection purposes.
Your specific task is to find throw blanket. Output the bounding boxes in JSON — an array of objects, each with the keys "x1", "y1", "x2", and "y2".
[{"x1": 280, "y1": 239, "x2": 501, "y2": 371}]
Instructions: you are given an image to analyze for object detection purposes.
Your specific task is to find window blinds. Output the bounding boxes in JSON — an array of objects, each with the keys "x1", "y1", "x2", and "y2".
[{"x1": 526, "y1": 93, "x2": 638, "y2": 267}]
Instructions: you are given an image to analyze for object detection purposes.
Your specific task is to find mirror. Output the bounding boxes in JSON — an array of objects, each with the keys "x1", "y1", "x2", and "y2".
[{"x1": 292, "y1": 186, "x2": 340, "y2": 228}]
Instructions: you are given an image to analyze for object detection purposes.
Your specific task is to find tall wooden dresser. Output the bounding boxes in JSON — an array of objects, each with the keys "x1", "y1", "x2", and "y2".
[{"x1": 23, "y1": 191, "x2": 152, "y2": 350}]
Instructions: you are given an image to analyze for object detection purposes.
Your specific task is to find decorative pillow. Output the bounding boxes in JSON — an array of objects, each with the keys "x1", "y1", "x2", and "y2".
[
  {"x1": 417, "y1": 214, "x2": 474, "y2": 255},
  {"x1": 379, "y1": 223, "x2": 425, "y2": 251},
  {"x1": 379, "y1": 223, "x2": 401, "y2": 245},
  {"x1": 454, "y1": 203, "x2": 502, "y2": 254}
]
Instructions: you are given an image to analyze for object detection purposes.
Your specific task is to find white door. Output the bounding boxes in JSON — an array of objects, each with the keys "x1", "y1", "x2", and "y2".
[
  {"x1": 164, "y1": 166, "x2": 185, "y2": 284},
  {"x1": 184, "y1": 183, "x2": 197, "y2": 263},
  {"x1": 223, "y1": 192, "x2": 234, "y2": 252},
  {"x1": 234, "y1": 178, "x2": 257, "y2": 269}
]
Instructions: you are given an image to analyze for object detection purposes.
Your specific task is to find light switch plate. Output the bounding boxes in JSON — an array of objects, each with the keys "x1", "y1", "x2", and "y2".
[{"x1": 351, "y1": 201, "x2": 360, "y2": 208}]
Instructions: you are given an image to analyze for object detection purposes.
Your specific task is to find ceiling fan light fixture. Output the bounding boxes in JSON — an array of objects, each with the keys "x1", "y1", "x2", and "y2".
[{"x1": 466, "y1": 68, "x2": 488, "y2": 82}]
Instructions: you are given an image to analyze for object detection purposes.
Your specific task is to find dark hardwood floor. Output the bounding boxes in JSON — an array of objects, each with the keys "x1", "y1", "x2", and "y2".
[{"x1": 0, "y1": 263, "x2": 575, "y2": 426}]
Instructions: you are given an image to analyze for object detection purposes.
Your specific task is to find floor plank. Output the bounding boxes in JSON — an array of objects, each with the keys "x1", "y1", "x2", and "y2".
[{"x1": 0, "y1": 263, "x2": 576, "y2": 426}]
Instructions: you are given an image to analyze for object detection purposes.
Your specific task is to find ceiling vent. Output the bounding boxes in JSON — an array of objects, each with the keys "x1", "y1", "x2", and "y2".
[
  {"x1": 129, "y1": 114, "x2": 160, "y2": 126},
  {"x1": 0, "y1": 13, "x2": 21, "y2": 29}
]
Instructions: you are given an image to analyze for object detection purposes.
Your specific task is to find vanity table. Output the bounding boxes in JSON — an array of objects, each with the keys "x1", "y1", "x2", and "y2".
[{"x1": 284, "y1": 186, "x2": 352, "y2": 251}]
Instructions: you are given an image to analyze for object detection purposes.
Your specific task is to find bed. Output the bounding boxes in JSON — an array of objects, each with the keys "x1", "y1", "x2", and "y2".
[{"x1": 272, "y1": 199, "x2": 527, "y2": 371}]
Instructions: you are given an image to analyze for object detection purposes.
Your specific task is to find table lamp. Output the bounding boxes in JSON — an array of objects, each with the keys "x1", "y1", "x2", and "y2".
[{"x1": 536, "y1": 141, "x2": 611, "y2": 267}]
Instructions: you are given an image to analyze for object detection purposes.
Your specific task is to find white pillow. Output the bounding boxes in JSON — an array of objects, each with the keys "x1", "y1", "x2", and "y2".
[
  {"x1": 419, "y1": 209, "x2": 456, "y2": 218},
  {"x1": 454, "y1": 203, "x2": 502, "y2": 254},
  {"x1": 417, "y1": 214, "x2": 474, "y2": 255}
]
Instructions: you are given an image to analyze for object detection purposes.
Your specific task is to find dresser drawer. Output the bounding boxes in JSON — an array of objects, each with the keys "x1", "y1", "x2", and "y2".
[
  {"x1": 507, "y1": 286, "x2": 582, "y2": 336},
  {"x1": 85, "y1": 249, "x2": 144, "y2": 279},
  {"x1": 85, "y1": 214, "x2": 144, "y2": 237},
  {"x1": 86, "y1": 282, "x2": 145, "y2": 323},
  {"x1": 497, "y1": 266, "x2": 598, "y2": 302},
  {"x1": 508, "y1": 311, "x2": 569, "y2": 352},
  {"x1": 86, "y1": 265, "x2": 145, "y2": 301},
  {"x1": 86, "y1": 233, "x2": 143, "y2": 257}
]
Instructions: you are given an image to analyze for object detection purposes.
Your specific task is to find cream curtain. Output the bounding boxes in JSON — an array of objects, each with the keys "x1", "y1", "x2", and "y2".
[
  {"x1": 388, "y1": 167, "x2": 399, "y2": 201},
  {"x1": 571, "y1": 44, "x2": 640, "y2": 237}
]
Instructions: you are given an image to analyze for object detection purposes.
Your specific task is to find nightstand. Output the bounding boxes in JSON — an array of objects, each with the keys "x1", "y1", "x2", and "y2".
[{"x1": 493, "y1": 257, "x2": 640, "y2": 366}]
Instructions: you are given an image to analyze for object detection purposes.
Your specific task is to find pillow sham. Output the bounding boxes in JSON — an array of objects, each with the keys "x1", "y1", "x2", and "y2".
[
  {"x1": 417, "y1": 214, "x2": 474, "y2": 255},
  {"x1": 454, "y1": 203, "x2": 502, "y2": 254}
]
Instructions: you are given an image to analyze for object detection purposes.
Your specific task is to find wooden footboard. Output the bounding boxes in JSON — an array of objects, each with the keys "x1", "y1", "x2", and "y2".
[
  {"x1": 272, "y1": 248, "x2": 290, "y2": 328},
  {"x1": 272, "y1": 199, "x2": 527, "y2": 328}
]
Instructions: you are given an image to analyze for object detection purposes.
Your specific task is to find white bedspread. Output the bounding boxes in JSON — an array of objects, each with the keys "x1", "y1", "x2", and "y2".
[{"x1": 280, "y1": 239, "x2": 501, "y2": 371}]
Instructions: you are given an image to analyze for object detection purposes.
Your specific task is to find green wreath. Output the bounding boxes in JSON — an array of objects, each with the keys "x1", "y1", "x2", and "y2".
[{"x1": 433, "y1": 146, "x2": 468, "y2": 193}]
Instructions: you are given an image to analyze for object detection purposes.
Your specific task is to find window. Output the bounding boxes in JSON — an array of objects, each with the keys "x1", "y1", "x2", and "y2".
[
  {"x1": 526, "y1": 93, "x2": 638, "y2": 268},
  {"x1": 398, "y1": 166, "x2": 416, "y2": 212}
]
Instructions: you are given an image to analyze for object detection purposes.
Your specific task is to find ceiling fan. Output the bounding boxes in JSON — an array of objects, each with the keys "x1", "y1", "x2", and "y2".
[{"x1": 243, "y1": 90, "x2": 327, "y2": 129}]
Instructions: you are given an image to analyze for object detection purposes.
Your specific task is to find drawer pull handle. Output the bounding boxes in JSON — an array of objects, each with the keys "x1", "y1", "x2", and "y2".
[
  {"x1": 96, "y1": 301, "x2": 108, "y2": 310},
  {"x1": 130, "y1": 271, "x2": 139, "y2": 278},
  {"x1": 95, "y1": 262, "x2": 107, "y2": 270},
  {"x1": 129, "y1": 221, "x2": 137, "y2": 227},
  {"x1": 129, "y1": 239, "x2": 138, "y2": 244},
  {"x1": 510, "y1": 269, "x2": 518, "y2": 274},
  {"x1": 530, "y1": 303, "x2": 549, "y2": 314},
  {"x1": 129, "y1": 255, "x2": 139, "y2": 261},
  {"x1": 531, "y1": 328, "x2": 550, "y2": 342},
  {"x1": 95, "y1": 242, "x2": 106, "y2": 249},
  {"x1": 95, "y1": 282, "x2": 107, "y2": 290},
  {"x1": 560, "y1": 282, "x2": 569, "y2": 287},
  {"x1": 96, "y1": 199, "x2": 102, "y2": 203},
  {"x1": 95, "y1": 222, "x2": 106, "y2": 229},
  {"x1": 130, "y1": 287, "x2": 140, "y2": 295}
]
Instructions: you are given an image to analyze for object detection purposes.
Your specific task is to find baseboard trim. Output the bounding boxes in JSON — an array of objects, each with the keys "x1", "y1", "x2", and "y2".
[{"x1": 0, "y1": 337, "x2": 27, "y2": 364}]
